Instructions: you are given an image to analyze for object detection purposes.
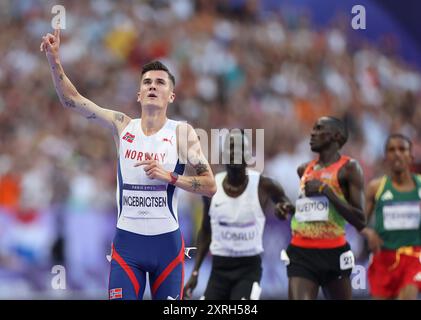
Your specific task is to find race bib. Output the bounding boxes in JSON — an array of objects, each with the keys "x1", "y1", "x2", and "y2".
[
  {"x1": 121, "y1": 184, "x2": 169, "y2": 219},
  {"x1": 383, "y1": 201, "x2": 421, "y2": 230},
  {"x1": 339, "y1": 250, "x2": 355, "y2": 270},
  {"x1": 295, "y1": 196, "x2": 329, "y2": 222},
  {"x1": 215, "y1": 222, "x2": 258, "y2": 252}
]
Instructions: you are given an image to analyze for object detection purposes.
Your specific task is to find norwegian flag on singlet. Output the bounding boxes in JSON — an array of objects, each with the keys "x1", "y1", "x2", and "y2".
[{"x1": 122, "y1": 132, "x2": 135, "y2": 143}]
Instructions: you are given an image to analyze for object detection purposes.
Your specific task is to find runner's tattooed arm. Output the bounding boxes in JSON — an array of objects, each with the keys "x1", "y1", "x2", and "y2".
[
  {"x1": 174, "y1": 123, "x2": 216, "y2": 197},
  {"x1": 41, "y1": 28, "x2": 130, "y2": 137}
]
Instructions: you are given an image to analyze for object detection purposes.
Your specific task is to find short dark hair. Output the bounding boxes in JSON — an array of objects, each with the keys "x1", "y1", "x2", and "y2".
[
  {"x1": 385, "y1": 133, "x2": 412, "y2": 152},
  {"x1": 325, "y1": 116, "x2": 348, "y2": 147},
  {"x1": 141, "y1": 60, "x2": 175, "y2": 87}
]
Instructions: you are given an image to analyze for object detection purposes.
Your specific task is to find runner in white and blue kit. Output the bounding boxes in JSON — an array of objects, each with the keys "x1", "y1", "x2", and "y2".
[
  {"x1": 184, "y1": 131, "x2": 294, "y2": 300},
  {"x1": 110, "y1": 118, "x2": 187, "y2": 300},
  {"x1": 41, "y1": 28, "x2": 216, "y2": 300}
]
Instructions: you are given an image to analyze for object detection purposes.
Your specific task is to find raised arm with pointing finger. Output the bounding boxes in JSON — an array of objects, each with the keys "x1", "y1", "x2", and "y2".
[
  {"x1": 40, "y1": 28, "x2": 130, "y2": 145},
  {"x1": 40, "y1": 29, "x2": 216, "y2": 198}
]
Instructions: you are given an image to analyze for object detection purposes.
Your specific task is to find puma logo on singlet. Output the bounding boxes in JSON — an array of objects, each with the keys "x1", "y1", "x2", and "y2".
[{"x1": 162, "y1": 136, "x2": 173, "y2": 145}]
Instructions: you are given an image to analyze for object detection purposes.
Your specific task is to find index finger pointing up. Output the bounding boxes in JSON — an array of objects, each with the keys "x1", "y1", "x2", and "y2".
[{"x1": 54, "y1": 28, "x2": 60, "y2": 39}]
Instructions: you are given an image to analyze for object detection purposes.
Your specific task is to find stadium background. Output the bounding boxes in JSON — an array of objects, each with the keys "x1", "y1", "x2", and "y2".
[{"x1": 0, "y1": 0, "x2": 420, "y2": 299}]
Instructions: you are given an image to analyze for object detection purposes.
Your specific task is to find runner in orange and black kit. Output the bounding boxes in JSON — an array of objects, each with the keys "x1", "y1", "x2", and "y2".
[
  {"x1": 278, "y1": 116, "x2": 366, "y2": 300},
  {"x1": 362, "y1": 134, "x2": 421, "y2": 300}
]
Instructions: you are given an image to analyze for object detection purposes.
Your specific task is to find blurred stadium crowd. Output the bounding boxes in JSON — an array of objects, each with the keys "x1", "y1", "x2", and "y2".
[{"x1": 0, "y1": 0, "x2": 420, "y2": 298}]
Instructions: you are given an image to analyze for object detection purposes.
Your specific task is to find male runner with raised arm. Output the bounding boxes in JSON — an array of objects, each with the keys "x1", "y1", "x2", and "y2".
[{"x1": 40, "y1": 29, "x2": 216, "y2": 300}]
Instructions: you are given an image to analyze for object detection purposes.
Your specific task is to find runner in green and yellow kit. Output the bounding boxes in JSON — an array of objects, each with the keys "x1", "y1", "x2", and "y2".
[{"x1": 362, "y1": 134, "x2": 421, "y2": 300}]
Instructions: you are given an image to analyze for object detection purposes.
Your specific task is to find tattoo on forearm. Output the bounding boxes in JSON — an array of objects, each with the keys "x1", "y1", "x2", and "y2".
[
  {"x1": 59, "y1": 74, "x2": 64, "y2": 81},
  {"x1": 114, "y1": 113, "x2": 124, "y2": 123},
  {"x1": 194, "y1": 161, "x2": 209, "y2": 175},
  {"x1": 87, "y1": 113, "x2": 96, "y2": 120},
  {"x1": 190, "y1": 178, "x2": 202, "y2": 191},
  {"x1": 64, "y1": 98, "x2": 76, "y2": 108}
]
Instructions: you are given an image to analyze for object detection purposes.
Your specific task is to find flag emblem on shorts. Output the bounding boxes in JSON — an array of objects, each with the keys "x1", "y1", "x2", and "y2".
[
  {"x1": 109, "y1": 288, "x2": 123, "y2": 299},
  {"x1": 123, "y1": 132, "x2": 135, "y2": 143}
]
